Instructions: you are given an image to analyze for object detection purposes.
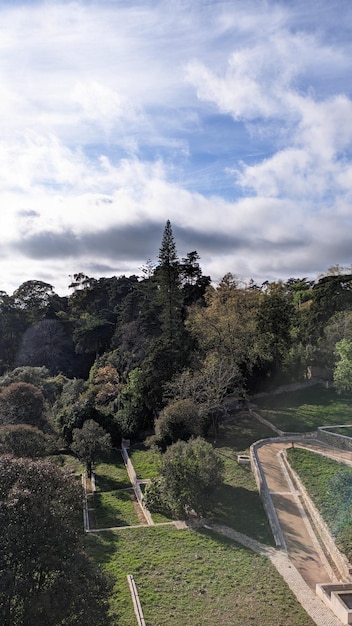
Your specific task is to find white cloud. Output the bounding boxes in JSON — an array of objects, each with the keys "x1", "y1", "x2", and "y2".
[{"x1": 0, "y1": 0, "x2": 351, "y2": 295}]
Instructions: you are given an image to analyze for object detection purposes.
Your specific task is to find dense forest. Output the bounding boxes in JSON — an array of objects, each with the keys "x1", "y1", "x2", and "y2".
[{"x1": 1, "y1": 221, "x2": 352, "y2": 446}]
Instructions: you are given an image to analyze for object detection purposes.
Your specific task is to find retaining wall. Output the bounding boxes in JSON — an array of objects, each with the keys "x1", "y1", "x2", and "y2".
[
  {"x1": 120, "y1": 445, "x2": 154, "y2": 526},
  {"x1": 250, "y1": 438, "x2": 286, "y2": 550},
  {"x1": 317, "y1": 426, "x2": 352, "y2": 453}
]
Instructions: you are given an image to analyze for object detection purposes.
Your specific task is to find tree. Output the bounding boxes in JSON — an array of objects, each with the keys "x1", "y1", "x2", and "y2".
[
  {"x1": 256, "y1": 282, "x2": 296, "y2": 380},
  {"x1": 0, "y1": 425, "x2": 53, "y2": 458},
  {"x1": 0, "y1": 456, "x2": 112, "y2": 625},
  {"x1": 0, "y1": 291, "x2": 26, "y2": 372},
  {"x1": 0, "y1": 366, "x2": 50, "y2": 389},
  {"x1": 12, "y1": 280, "x2": 56, "y2": 324},
  {"x1": 15, "y1": 319, "x2": 75, "y2": 375},
  {"x1": 154, "y1": 399, "x2": 205, "y2": 447},
  {"x1": 180, "y1": 251, "x2": 211, "y2": 306},
  {"x1": 306, "y1": 274, "x2": 352, "y2": 340},
  {"x1": 155, "y1": 219, "x2": 183, "y2": 343},
  {"x1": 71, "y1": 419, "x2": 112, "y2": 478},
  {"x1": 145, "y1": 437, "x2": 224, "y2": 519},
  {"x1": 89, "y1": 363, "x2": 121, "y2": 406},
  {"x1": 165, "y1": 353, "x2": 243, "y2": 435},
  {"x1": 114, "y1": 367, "x2": 149, "y2": 437},
  {"x1": 334, "y1": 339, "x2": 352, "y2": 393},
  {"x1": 0, "y1": 382, "x2": 45, "y2": 427}
]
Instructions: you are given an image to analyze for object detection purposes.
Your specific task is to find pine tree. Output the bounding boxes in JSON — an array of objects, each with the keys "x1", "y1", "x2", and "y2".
[{"x1": 156, "y1": 220, "x2": 182, "y2": 342}]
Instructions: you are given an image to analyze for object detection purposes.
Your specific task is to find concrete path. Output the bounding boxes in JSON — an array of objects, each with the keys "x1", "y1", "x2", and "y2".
[
  {"x1": 256, "y1": 441, "x2": 333, "y2": 589},
  {"x1": 252, "y1": 437, "x2": 352, "y2": 625}
]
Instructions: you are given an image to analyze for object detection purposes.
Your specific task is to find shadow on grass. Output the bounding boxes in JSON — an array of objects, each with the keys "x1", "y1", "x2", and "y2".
[
  {"x1": 94, "y1": 489, "x2": 141, "y2": 528},
  {"x1": 194, "y1": 524, "x2": 256, "y2": 555},
  {"x1": 209, "y1": 483, "x2": 274, "y2": 545},
  {"x1": 214, "y1": 412, "x2": 273, "y2": 452},
  {"x1": 85, "y1": 530, "x2": 120, "y2": 565},
  {"x1": 255, "y1": 386, "x2": 352, "y2": 432},
  {"x1": 96, "y1": 474, "x2": 131, "y2": 492}
]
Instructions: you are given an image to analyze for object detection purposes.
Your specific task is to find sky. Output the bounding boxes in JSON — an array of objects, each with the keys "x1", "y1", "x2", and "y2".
[{"x1": 0, "y1": 0, "x2": 352, "y2": 295}]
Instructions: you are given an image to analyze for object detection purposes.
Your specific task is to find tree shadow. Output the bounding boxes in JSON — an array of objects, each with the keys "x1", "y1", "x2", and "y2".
[
  {"x1": 96, "y1": 474, "x2": 130, "y2": 492},
  {"x1": 85, "y1": 530, "x2": 120, "y2": 565},
  {"x1": 208, "y1": 484, "x2": 274, "y2": 545}
]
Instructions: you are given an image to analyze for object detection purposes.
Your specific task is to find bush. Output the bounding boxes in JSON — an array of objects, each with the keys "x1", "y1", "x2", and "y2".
[
  {"x1": 154, "y1": 399, "x2": 205, "y2": 447},
  {"x1": 145, "y1": 437, "x2": 224, "y2": 519}
]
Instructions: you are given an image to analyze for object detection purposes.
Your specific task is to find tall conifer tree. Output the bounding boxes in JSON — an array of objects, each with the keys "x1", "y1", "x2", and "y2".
[{"x1": 156, "y1": 220, "x2": 182, "y2": 342}]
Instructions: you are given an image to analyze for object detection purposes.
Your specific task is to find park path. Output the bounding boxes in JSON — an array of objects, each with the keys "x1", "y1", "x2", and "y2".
[{"x1": 256, "y1": 440, "x2": 333, "y2": 589}]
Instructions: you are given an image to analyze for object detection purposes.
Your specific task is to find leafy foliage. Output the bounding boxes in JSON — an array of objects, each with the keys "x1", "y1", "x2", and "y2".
[
  {"x1": 0, "y1": 425, "x2": 53, "y2": 457},
  {"x1": 71, "y1": 419, "x2": 112, "y2": 477},
  {"x1": 0, "y1": 456, "x2": 112, "y2": 625},
  {"x1": 334, "y1": 339, "x2": 352, "y2": 393},
  {"x1": 154, "y1": 399, "x2": 206, "y2": 447},
  {"x1": 0, "y1": 381, "x2": 45, "y2": 427},
  {"x1": 145, "y1": 437, "x2": 224, "y2": 518}
]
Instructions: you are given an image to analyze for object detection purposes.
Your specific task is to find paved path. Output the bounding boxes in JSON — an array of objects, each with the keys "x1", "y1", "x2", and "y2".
[
  {"x1": 256, "y1": 440, "x2": 333, "y2": 589},
  {"x1": 252, "y1": 437, "x2": 352, "y2": 625}
]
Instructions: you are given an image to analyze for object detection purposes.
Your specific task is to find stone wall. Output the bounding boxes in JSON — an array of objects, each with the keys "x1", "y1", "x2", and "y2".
[{"x1": 317, "y1": 427, "x2": 352, "y2": 453}]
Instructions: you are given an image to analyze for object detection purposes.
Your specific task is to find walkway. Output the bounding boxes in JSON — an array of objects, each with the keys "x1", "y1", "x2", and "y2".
[
  {"x1": 256, "y1": 440, "x2": 333, "y2": 589},
  {"x1": 252, "y1": 437, "x2": 352, "y2": 625}
]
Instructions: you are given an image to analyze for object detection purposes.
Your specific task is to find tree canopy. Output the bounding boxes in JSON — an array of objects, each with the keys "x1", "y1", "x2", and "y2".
[{"x1": 0, "y1": 456, "x2": 112, "y2": 625}]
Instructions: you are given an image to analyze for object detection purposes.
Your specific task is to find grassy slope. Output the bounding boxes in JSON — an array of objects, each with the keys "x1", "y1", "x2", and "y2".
[
  {"x1": 87, "y1": 525, "x2": 315, "y2": 626},
  {"x1": 287, "y1": 447, "x2": 352, "y2": 561},
  {"x1": 210, "y1": 412, "x2": 274, "y2": 543},
  {"x1": 255, "y1": 385, "x2": 352, "y2": 432},
  {"x1": 84, "y1": 413, "x2": 317, "y2": 624},
  {"x1": 87, "y1": 392, "x2": 352, "y2": 624}
]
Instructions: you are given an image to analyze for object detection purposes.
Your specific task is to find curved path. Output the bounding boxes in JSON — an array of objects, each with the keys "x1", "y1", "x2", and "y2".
[
  {"x1": 253, "y1": 438, "x2": 352, "y2": 625},
  {"x1": 256, "y1": 440, "x2": 333, "y2": 589}
]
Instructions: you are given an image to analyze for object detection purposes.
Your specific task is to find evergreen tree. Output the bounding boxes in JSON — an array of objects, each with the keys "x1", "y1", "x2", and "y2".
[{"x1": 156, "y1": 219, "x2": 183, "y2": 342}]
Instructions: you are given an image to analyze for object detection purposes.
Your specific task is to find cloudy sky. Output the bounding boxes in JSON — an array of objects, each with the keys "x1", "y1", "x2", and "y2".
[{"x1": 0, "y1": 0, "x2": 351, "y2": 295}]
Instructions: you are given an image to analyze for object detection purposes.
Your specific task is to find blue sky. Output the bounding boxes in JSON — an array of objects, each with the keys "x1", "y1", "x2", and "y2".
[{"x1": 0, "y1": 0, "x2": 352, "y2": 294}]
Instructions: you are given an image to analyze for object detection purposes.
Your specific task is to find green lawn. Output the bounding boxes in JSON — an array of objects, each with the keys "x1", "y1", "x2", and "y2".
[
  {"x1": 210, "y1": 414, "x2": 274, "y2": 543},
  {"x1": 86, "y1": 525, "x2": 315, "y2": 626},
  {"x1": 287, "y1": 447, "x2": 352, "y2": 561},
  {"x1": 128, "y1": 443, "x2": 162, "y2": 479},
  {"x1": 254, "y1": 385, "x2": 352, "y2": 432},
  {"x1": 94, "y1": 489, "x2": 143, "y2": 528},
  {"x1": 95, "y1": 449, "x2": 131, "y2": 491}
]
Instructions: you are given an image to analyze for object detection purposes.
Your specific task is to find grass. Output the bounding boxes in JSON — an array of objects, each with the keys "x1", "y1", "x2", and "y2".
[
  {"x1": 86, "y1": 525, "x2": 315, "y2": 626},
  {"x1": 324, "y1": 425, "x2": 352, "y2": 437},
  {"x1": 92, "y1": 449, "x2": 145, "y2": 528},
  {"x1": 254, "y1": 385, "x2": 352, "y2": 432},
  {"x1": 95, "y1": 449, "x2": 131, "y2": 491},
  {"x1": 128, "y1": 443, "x2": 162, "y2": 479},
  {"x1": 94, "y1": 489, "x2": 143, "y2": 528},
  {"x1": 208, "y1": 414, "x2": 274, "y2": 543},
  {"x1": 287, "y1": 447, "x2": 352, "y2": 561}
]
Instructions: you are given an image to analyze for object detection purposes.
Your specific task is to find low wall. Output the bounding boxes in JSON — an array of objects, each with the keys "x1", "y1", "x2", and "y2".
[
  {"x1": 250, "y1": 438, "x2": 286, "y2": 550},
  {"x1": 120, "y1": 445, "x2": 154, "y2": 526},
  {"x1": 317, "y1": 426, "x2": 352, "y2": 453},
  {"x1": 249, "y1": 408, "x2": 318, "y2": 440}
]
